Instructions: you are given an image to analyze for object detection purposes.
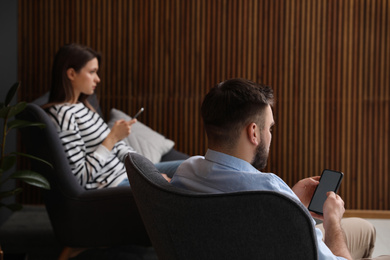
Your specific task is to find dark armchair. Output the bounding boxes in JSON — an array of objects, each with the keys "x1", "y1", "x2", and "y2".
[
  {"x1": 125, "y1": 152, "x2": 319, "y2": 260},
  {"x1": 17, "y1": 103, "x2": 151, "y2": 257}
]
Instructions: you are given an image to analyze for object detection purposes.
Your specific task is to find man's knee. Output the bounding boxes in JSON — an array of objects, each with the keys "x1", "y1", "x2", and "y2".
[
  {"x1": 341, "y1": 218, "x2": 376, "y2": 259},
  {"x1": 341, "y1": 217, "x2": 376, "y2": 239}
]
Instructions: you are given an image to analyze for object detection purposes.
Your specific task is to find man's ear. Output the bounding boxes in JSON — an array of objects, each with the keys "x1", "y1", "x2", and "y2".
[
  {"x1": 247, "y1": 123, "x2": 260, "y2": 146},
  {"x1": 66, "y1": 68, "x2": 76, "y2": 81}
]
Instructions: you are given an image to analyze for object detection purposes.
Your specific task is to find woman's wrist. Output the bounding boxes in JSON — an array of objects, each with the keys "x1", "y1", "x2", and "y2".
[{"x1": 102, "y1": 134, "x2": 118, "y2": 151}]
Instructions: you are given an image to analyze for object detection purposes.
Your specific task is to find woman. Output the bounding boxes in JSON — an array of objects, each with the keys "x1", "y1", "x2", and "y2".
[{"x1": 45, "y1": 43, "x2": 181, "y2": 190}]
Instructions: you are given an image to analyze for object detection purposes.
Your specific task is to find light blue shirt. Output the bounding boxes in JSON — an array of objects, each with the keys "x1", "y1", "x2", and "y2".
[{"x1": 171, "y1": 149, "x2": 346, "y2": 260}]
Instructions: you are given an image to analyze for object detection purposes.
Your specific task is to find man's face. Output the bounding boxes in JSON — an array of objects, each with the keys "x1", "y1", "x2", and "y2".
[{"x1": 251, "y1": 105, "x2": 274, "y2": 170}]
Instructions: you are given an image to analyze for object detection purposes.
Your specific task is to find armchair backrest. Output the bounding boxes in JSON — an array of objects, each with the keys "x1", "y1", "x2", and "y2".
[
  {"x1": 18, "y1": 103, "x2": 83, "y2": 195},
  {"x1": 125, "y1": 152, "x2": 319, "y2": 260}
]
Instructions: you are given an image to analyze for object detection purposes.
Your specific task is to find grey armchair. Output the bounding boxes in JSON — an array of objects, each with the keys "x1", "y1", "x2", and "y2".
[
  {"x1": 125, "y1": 152, "x2": 319, "y2": 260},
  {"x1": 17, "y1": 103, "x2": 151, "y2": 254}
]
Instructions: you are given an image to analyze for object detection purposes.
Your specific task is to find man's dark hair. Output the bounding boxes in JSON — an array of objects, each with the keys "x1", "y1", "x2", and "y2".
[{"x1": 201, "y1": 78, "x2": 274, "y2": 148}]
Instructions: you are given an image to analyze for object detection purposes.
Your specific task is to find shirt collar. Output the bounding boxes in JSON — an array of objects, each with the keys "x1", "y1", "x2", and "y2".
[{"x1": 205, "y1": 149, "x2": 260, "y2": 173}]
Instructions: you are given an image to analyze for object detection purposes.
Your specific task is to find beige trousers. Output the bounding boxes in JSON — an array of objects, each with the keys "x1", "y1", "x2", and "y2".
[{"x1": 316, "y1": 217, "x2": 389, "y2": 260}]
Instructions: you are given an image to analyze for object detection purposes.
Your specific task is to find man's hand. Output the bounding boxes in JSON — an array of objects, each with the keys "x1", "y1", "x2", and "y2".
[
  {"x1": 322, "y1": 192, "x2": 353, "y2": 260},
  {"x1": 323, "y1": 191, "x2": 345, "y2": 229},
  {"x1": 292, "y1": 176, "x2": 320, "y2": 207}
]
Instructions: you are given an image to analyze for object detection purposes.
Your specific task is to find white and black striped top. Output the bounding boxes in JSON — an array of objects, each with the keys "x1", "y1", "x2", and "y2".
[{"x1": 47, "y1": 103, "x2": 135, "y2": 190}]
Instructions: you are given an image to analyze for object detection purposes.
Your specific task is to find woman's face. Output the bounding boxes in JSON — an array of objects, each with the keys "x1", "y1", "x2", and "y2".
[{"x1": 68, "y1": 58, "x2": 100, "y2": 101}]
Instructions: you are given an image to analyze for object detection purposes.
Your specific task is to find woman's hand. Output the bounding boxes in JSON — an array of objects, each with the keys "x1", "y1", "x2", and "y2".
[
  {"x1": 111, "y1": 119, "x2": 137, "y2": 141},
  {"x1": 292, "y1": 176, "x2": 320, "y2": 208},
  {"x1": 102, "y1": 119, "x2": 137, "y2": 150}
]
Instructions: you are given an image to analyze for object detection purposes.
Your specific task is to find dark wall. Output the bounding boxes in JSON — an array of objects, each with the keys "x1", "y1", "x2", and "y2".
[
  {"x1": 17, "y1": 0, "x2": 390, "y2": 211},
  {"x1": 0, "y1": 0, "x2": 18, "y2": 226}
]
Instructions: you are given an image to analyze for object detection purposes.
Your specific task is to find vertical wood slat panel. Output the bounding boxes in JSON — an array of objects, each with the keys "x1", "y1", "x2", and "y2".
[{"x1": 17, "y1": 0, "x2": 390, "y2": 210}]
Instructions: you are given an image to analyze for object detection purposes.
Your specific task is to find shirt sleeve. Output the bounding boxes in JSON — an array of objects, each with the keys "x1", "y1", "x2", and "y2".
[
  {"x1": 58, "y1": 131, "x2": 112, "y2": 186},
  {"x1": 114, "y1": 140, "x2": 136, "y2": 162}
]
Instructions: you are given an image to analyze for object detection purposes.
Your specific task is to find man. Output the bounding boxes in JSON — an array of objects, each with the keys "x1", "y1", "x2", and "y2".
[{"x1": 171, "y1": 78, "x2": 388, "y2": 260}]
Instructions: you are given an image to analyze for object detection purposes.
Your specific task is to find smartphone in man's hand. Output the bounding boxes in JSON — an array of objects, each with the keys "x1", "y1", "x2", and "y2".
[{"x1": 308, "y1": 169, "x2": 344, "y2": 215}]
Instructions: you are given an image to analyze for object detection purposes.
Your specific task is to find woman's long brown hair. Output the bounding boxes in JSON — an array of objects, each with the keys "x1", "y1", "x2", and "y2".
[{"x1": 43, "y1": 43, "x2": 101, "y2": 111}]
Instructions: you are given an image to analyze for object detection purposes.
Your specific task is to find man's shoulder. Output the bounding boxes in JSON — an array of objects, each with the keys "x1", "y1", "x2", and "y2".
[
  {"x1": 186, "y1": 155, "x2": 205, "y2": 161},
  {"x1": 176, "y1": 155, "x2": 205, "y2": 170}
]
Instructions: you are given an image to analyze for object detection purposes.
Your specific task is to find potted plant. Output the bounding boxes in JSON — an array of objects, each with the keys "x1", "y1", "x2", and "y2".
[{"x1": 0, "y1": 82, "x2": 50, "y2": 212}]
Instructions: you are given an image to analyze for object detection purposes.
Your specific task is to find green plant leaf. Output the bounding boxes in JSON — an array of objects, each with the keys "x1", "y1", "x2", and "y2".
[
  {"x1": 0, "y1": 187, "x2": 23, "y2": 200},
  {"x1": 0, "y1": 202, "x2": 23, "y2": 211},
  {"x1": 0, "y1": 155, "x2": 17, "y2": 172},
  {"x1": 10, "y1": 152, "x2": 53, "y2": 168},
  {"x1": 7, "y1": 102, "x2": 27, "y2": 118},
  {"x1": 0, "y1": 106, "x2": 11, "y2": 118},
  {"x1": 7, "y1": 119, "x2": 46, "y2": 131},
  {"x1": 5, "y1": 82, "x2": 20, "y2": 106},
  {"x1": 10, "y1": 170, "x2": 50, "y2": 190}
]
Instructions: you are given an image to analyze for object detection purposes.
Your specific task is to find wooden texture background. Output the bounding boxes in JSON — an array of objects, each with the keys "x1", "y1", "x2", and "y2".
[{"x1": 18, "y1": 0, "x2": 389, "y2": 210}]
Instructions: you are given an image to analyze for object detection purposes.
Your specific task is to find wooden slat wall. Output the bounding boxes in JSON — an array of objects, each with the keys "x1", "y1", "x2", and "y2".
[{"x1": 18, "y1": 0, "x2": 390, "y2": 210}]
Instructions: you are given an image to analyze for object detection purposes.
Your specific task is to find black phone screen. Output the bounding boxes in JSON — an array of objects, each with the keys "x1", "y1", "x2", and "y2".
[{"x1": 308, "y1": 169, "x2": 344, "y2": 215}]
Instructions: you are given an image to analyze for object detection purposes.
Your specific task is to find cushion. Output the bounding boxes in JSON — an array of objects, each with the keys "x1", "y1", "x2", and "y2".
[{"x1": 108, "y1": 108, "x2": 175, "y2": 163}]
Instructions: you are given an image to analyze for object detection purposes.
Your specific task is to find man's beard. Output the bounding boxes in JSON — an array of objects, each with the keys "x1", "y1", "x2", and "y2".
[{"x1": 251, "y1": 139, "x2": 269, "y2": 170}]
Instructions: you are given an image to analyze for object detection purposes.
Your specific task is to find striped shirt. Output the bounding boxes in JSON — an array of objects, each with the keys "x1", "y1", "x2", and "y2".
[{"x1": 47, "y1": 103, "x2": 135, "y2": 190}]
